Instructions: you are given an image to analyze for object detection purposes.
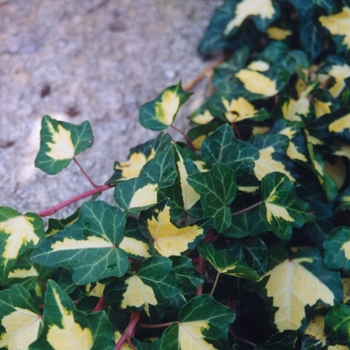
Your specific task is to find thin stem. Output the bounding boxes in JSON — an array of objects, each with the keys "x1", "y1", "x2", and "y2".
[
  {"x1": 231, "y1": 123, "x2": 242, "y2": 140},
  {"x1": 170, "y1": 124, "x2": 195, "y2": 152},
  {"x1": 183, "y1": 55, "x2": 226, "y2": 92},
  {"x1": 231, "y1": 201, "x2": 263, "y2": 217},
  {"x1": 229, "y1": 328, "x2": 257, "y2": 348},
  {"x1": 139, "y1": 321, "x2": 174, "y2": 329},
  {"x1": 210, "y1": 271, "x2": 220, "y2": 296},
  {"x1": 38, "y1": 184, "x2": 113, "y2": 217},
  {"x1": 93, "y1": 296, "x2": 106, "y2": 312},
  {"x1": 197, "y1": 257, "x2": 204, "y2": 296},
  {"x1": 73, "y1": 157, "x2": 98, "y2": 188},
  {"x1": 115, "y1": 312, "x2": 141, "y2": 350}
]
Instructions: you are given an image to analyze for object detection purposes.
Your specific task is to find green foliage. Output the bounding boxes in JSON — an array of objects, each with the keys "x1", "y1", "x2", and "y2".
[{"x1": 2, "y1": 0, "x2": 350, "y2": 348}]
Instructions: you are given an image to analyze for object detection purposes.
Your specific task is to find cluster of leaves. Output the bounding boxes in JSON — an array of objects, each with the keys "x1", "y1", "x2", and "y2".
[{"x1": 1, "y1": 0, "x2": 350, "y2": 349}]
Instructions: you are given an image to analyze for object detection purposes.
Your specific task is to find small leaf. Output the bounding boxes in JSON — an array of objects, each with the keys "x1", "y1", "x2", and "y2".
[
  {"x1": 0, "y1": 284, "x2": 42, "y2": 349},
  {"x1": 260, "y1": 172, "x2": 314, "y2": 240},
  {"x1": 30, "y1": 280, "x2": 115, "y2": 350},
  {"x1": 160, "y1": 295, "x2": 235, "y2": 350},
  {"x1": 199, "y1": 241, "x2": 259, "y2": 280},
  {"x1": 0, "y1": 207, "x2": 45, "y2": 284},
  {"x1": 35, "y1": 115, "x2": 93, "y2": 175},
  {"x1": 188, "y1": 163, "x2": 237, "y2": 233},
  {"x1": 139, "y1": 82, "x2": 192, "y2": 131},
  {"x1": 141, "y1": 201, "x2": 206, "y2": 257},
  {"x1": 325, "y1": 304, "x2": 350, "y2": 346},
  {"x1": 31, "y1": 201, "x2": 129, "y2": 285}
]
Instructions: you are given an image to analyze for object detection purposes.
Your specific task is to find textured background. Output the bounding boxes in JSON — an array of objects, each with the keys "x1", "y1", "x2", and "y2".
[{"x1": 0, "y1": 0, "x2": 220, "y2": 218}]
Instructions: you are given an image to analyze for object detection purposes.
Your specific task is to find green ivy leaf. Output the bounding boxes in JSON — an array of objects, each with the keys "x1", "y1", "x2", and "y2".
[
  {"x1": 30, "y1": 280, "x2": 115, "y2": 350},
  {"x1": 0, "y1": 284, "x2": 43, "y2": 349},
  {"x1": 104, "y1": 256, "x2": 181, "y2": 319},
  {"x1": 255, "y1": 330, "x2": 298, "y2": 350},
  {"x1": 324, "y1": 304, "x2": 350, "y2": 346},
  {"x1": 188, "y1": 163, "x2": 237, "y2": 233},
  {"x1": 160, "y1": 295, "x2": 235, "y2": 349},
  {"x1": 139, "y1": 82, "x2": 192, "y2": 131},
  {"x1": 324, "y1": 226, "x2": 350, "y2": 271},
  {"x1": 334, "y1": 184, "x2": 350, "y2": 214},
  {"x1": 260, "y1": 172, "x2": 314, "y2": 240},
  {"x1": 0, "y1": 207, "x2": 45, "y2": 284},
  {"x1": 31, "y1": 201, "x2": 129, "y2": 285},
  {"x1": 35, "y1": 115, "x2": 93, "y2": 175},
  {"x1": 199, "y1": 241, "x2": 259, "y2": 280}
]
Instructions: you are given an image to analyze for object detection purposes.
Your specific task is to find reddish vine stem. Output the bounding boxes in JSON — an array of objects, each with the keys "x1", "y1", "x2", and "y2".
[
  {"x1": 210, "y1": 271, "x2": 220, "y2": 296},
  {"x1": 73, "y1": 157, "x2": 98, "y2": 188},
  {"x1": 229, "y1": 328, "x2": 257, "y2": 348},
  {"x1": 231, "y1": 201, "x2": 263, "y2": 217},
  {"x1": 170, "y1": 124, "x2": 196, "y2": 152},
  {"x1": 115, "y1": 312, "x2": 141, "y2": 350},
  {"x1": 231, "y1": 123, "x2": 243, "y2": 140},
  {"x1": 139, "y1": 321, "x2": 174, "y2": 329},
  {"x1": 197, "y1": 257, "x2": 204, "y2": 296},
  {"x1": 38, "y1": 184, "x2": 114, "y2": 217},
  {"x1": 93, "y1": 296, "x2": 106, "y2": 312}
]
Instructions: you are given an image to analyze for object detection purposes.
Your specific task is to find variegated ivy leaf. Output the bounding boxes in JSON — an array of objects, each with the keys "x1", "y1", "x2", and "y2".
[
  {"x1": 0, "y1": 207, "x2": 45, "y2": 284},
  {"x1": 252, "y1": 248, "x2": 343, "y2": 332},
  {"x1": 141, "y1": 201, "x2": 206, "y2": 257},
  {"x1": 324, "y1": 227, "x2": 350, "y2": 271},
  {"x1": 249, "y1": 133, "x2": 296, "y2": 182},
  {"x1": 30, "y1": 280, "x2": 115, "y2": 350},
  {"x1": 255, "y1": 330, "x2": 298, "y2": 350},
  {"x1": 199, "y1": 241, "x2": 259, "y2": 280},
  {"x1": 31, "y1": 201, "x2": 129, "y2": 285},
  {"x1": 35, "y1": 115, "x2": 93, "y2": 175},
  {"x1": 160, "y1": 295, "x2": 235, "y2": 350},
  {"x1": 334, "y1": 184, "x2": 350, "y2": 214},
  {"x1": 312, "y1": 88, "x2": 340, "y2": 119},
  {"x1": 104, "y1": 256, "x2": 181, "y2": 319},
  {"x1": 201, "y1": 124, "x2": 260, "y2": 181},
  {"x1": 139, "y1": 82, "x2": 193, "y2": 131},
  {"x1": 114, "y1": 136, "x2": 177, "y2": 215},
  {"x1": 302, "y1": 314, "x2": 327, "y2": 349},
  {"x1": 188, "y1": 163, "x2": 237, "y2": 233},
  {"x1": 325, "y1": 304, "x2": 350, "y2": 346},
  {"x1": 0, "y1": 284, "x2": 43, "y2": 350},
  {"x1": 260, "y1": 172, "x2": 314, "y2": 240}
]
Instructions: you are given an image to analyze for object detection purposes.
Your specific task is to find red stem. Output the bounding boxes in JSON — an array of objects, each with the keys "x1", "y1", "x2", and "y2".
[
  {"x1": 73, "y1": 157, "x2": 98, "y2": 188},
  {"x1": 231, "y1": 123, "x2": 242, "y2": 140},
  {"x1": 139, "y1": 321, "x2": 174, "y2": 329},
  {"x1": 93, "y1": 296, "x2": 106, "y2": 312},
  {"x1": 197, "y1": 257, "x2": 204, "y2": 296},
  {"x1": 115, "y1": 312, "x2": 141, "y2": 350},
  {"x1": 231, "y1": 201, "x2": 263, "y2": 217},
  {"x1": 38, "y1": 184, "x2": 113, "y2": 217},
  {"x1": 170, "y1": 124, "x2": 196, "y2": 152},
  {"x1": 230, "y1": 328, "x2": 257, "y2": 348}
]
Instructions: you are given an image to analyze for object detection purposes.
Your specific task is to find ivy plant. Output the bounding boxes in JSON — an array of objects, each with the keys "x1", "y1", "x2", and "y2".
[{"x1": 1, "y1": 0, "x2": 350, "y2": 349}]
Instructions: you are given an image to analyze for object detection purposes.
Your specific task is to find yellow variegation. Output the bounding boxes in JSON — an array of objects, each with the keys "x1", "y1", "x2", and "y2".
[
  {"x1": 334, "y1": 145, "x2": 350, "y2": 159},
  {"x1": 238, "y1": 186, "x2": 259, "y2": 193},
  {"x1": 328, "y1": 114, "x2": 350, "y2": 133},
  {"x1": 121, "y1": 275, "x2": 157, "y2": 316},
  {"x1": 261, "y1": 257, "x2": 335, "y2": 331},
  {"x1": 305, "y1": 130, "x2": 324, "y2": 145},
  {"x1": 0, "y1": 307, "x2": 42, "y2": 349},
  {"x1": 267, "y1": 27, "x2": 292, "y2": 40},
  {"x1": 176, "y1": 153, "x2": 200, "y2": 210},
  {"x1": 324, "y1": 158, "x2": 346, "y2": 189},
  {"x1": 191, "y1": 110, "x2": 215, "y2": 125},
  {"x1": 343, "y1": 278, "x2": 350, "y2": 304},
  {"x1": 252, "y1": 126, "x2": 270, "y2": 135},
  {"x1": 178, "y1": 321, "x2": 215, "y2": 349},
  {"x1": 224, "y1": 0, "x2": 275, "y2": 35},
  {"x1": 253, "y1": 146, "x2": 295, "y2": 181},
  {"x1": 265, "y1": 202, "x2": 294, "y2": 224},
  {"x1": 147, "y1": 205, "x2": 203, "y2": 257},
  {"x1": 51, "y1": 236, "x2": 113, "y2": 251},
  {"x1": 304, "y1": 315, "x2": 326, "y2": 346},
  {"x1": 235, "y1": 69, "x2": 278, "y2": 97},
  {"x1": 192, "y1": 135, "x2": 206, "y2": 150},
  {"x1": 281, "y1": 98, "x2": 309, "y2": 122},
  {"x1": 279, "y1": 127, "x2": 308, "y2": 162},
  {"x1": 129, "y1": 183, "x2": 158, "y2": 209},
  {"x1": 86, "y1": 282, "x2": 105, "y2": 298},
  {"x1": 0, "y1": 215, "x2": 40, "y2": 261},
  {"x1": 222, "y1": 97, "x2": 257, "y2": 123},
  {"x1": 8, "y1": 266, "x2": 38, "y2": 279},
  {"x1": 45, "y1": 120, "x2": 75, "y2": 160},
  {"x1": 47, "y1": 289, "x2": 93, "y2": 350},
  {"x1": 314, "y1": 98, "x2": 332, "y2": 118},
  {"x1": 319, "y1": 7, "x2": 350, "y2": 49},
  {"x1": 119, "y1": 237, "x2": 151, "y2": 258},
  {"x1": 247, "y1": 61, "x2": 270, "y2": 72},
  {"x1": 155, "y1": 90, "x2": 180, "y2": 126},
  {"x1": 114, "y1": 149, "x2": 156, "y2": 180},
  {"x1": 327, "y1": 64, "x2": 350, "y2": 98}
]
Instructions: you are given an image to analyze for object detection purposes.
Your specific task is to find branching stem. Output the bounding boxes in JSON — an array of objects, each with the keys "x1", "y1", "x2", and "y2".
[
  {"x1": 38, "y1": 184, "x2": 114, "y2": 217},
  {"x1": 73, "y1": 157, "x2": 98, "y2": 188},
  {"x1": 115, "y1": 312, "x2": 141, "y2": 350},
  {"x1": 231, "y1": 201, "x2": 263, "y2": 216},
  {"x1": 229, "y1": 328, "x2": 257, "y2": 348}
]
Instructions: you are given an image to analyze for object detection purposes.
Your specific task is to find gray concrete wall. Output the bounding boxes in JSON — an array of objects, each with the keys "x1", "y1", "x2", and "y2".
[{"x1": 0, "y1": 0, "x2": 221, "y2": 218}]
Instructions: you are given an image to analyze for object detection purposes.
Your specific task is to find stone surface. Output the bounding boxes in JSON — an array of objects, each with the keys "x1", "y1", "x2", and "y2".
[{"x1": 0, "y1": 0, "x2": 220, "y2": 218}]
